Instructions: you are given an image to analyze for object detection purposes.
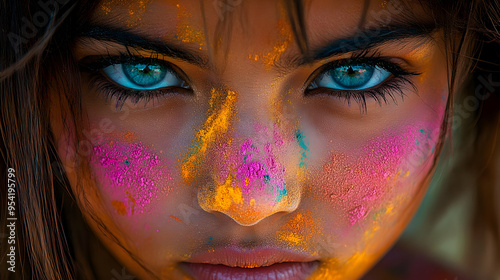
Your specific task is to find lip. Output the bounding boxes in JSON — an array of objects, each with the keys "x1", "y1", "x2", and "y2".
[{"x1": 180, "y1": 247, "x2": 319, "y2": 280}]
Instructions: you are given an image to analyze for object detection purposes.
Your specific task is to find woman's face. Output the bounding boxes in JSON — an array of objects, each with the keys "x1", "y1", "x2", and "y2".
[{"x1": 52, "y1": 0, "x2": 448, "y2": 279}]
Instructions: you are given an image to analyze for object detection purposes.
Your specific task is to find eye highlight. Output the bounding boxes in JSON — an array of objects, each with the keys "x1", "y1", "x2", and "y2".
[{"x1": 305, "y1": 55, "x2": 420, "y2": 114}]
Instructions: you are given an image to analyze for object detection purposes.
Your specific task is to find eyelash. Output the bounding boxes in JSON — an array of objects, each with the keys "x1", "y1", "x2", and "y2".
[
  {"x1": 305, "y1": 51, "x2": 420, "y2": 114},
  {"x1": 80, "y1": 51, "x2": 419, "y2": 113},
  {"x1": 80, "y1": 54, "x2": 192, "y2": 111}
]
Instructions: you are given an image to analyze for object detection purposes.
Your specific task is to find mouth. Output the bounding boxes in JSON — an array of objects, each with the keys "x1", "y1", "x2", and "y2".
[{"x1": 180, "y1": 247, "x2": 319, "y2": 280}]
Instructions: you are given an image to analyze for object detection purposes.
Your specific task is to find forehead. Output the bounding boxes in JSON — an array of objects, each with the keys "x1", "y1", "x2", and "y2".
[{"x1": 90, "y1": 0, "x2": 431, "y2": 51}]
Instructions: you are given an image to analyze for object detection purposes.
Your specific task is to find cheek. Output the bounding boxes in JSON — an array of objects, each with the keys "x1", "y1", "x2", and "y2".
[
  {"x1": 91, "y1": 135, "x2": 175, "y2": 217},
  {"x1": 315, "y1": 123, "x2": 441, "y2": 238}
]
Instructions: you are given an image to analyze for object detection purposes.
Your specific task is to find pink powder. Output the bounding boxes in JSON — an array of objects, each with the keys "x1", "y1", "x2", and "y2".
[
  {"x1": 211, "y1": 124, "x2": 290, "y2": 205},
  {"x1": 92, "y1": 140, "x2": 172, "y2": 215},
  {"x1": 321, "y1": 126, "x2": 429, "y2": 225}
]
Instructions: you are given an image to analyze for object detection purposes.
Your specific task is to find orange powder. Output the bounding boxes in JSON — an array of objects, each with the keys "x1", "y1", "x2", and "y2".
[
  {"x1": 169, "y1": 215, "x2": 183, "y2": 223},
  {"x1": 111, "y1": 200, "x2": 127, "y2": 215},
  {"x1": 248, "y1": 16, "x2": 292, "y2": 70},
  {"x1": 126, "y1": 191, "x2": 136, "y2": 215},
  {"x1": 99, "y1": 0, "x2": 152, "y2": 27},
  {"x1": 310, "y1": 252, "x2": 377, "y2": 280},
  {"x1": 123, "y1": 131, "x2": 139, "y2": 143},
  {"x1": 277, "y1": 212, "x2": 319, "y2": 247},
  {"x1": 212, "y1": 174, "x2": 244, "y2": 210},
  {"x1": 181, "y1": 89, "x2": 238, "y2": 184},
  {"x1": 175, "y1": 3, "x2": 205, "y2": 48}
]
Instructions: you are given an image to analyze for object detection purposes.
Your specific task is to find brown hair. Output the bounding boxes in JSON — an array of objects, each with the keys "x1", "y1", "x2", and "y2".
[{"x1": 1, "y1": 0, "x2": 499, "y2": 279}]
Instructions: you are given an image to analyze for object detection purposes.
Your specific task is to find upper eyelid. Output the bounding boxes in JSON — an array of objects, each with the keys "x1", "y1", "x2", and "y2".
[{"x1": 79, "y1": 54, "x2": 171, "y2": 70}]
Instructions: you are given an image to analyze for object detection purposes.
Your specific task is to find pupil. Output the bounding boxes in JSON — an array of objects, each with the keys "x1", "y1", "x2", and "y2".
[
  {"x1": 346, "y1": 66, "x2": 356, "y2": 76},
  {"x1": 142, "y1": 65, "x2": 152, "y2": 74}
]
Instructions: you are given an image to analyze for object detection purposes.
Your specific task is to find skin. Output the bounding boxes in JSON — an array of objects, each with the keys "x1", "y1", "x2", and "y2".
[{"x1": 51, "y1": 0, "x2": 450, "y2": 279}]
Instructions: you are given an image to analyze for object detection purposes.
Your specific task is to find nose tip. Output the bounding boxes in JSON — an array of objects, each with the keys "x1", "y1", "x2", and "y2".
[{"x1": 198, "y1": 174, "x2": 300, "y2": 226}]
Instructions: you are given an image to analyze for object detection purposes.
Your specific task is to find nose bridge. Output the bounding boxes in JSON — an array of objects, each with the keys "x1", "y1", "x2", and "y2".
[{"x1": 195, "y1": 92, "x2": 303, "y2": 226}]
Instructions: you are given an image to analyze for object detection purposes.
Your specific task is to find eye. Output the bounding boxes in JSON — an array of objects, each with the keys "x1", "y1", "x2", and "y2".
[
  {"x1": 304, "y1": 57, "x2": 419, "y2": 114},
  {"x1": 307, "y1": 63, "x2": 391, "y2": 91},
  {"x1": 103, "y1": 62, "x2": 190, "y2": 90},
  {"x1": 79, "y1": 55, "x2": 194, "y2": 111}
]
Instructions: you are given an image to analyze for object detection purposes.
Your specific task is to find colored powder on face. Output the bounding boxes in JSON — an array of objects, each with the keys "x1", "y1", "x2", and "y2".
[
  {"x1": 276, "y1": 184, "x2": 287, "y2": 202},
  {"x1": 321, "y1": 126, "x2": 426, "y2": 226},
  {"x1": 310, "y1": 252, "x2": 375, "y2": 280},
  {"x1": 169, "y1": 215, "x2": 183, "y2": 223},
  {"x1": 126, "y1": 191, "x2": 136, "y2": 214},
  {"x1": 385, "y1": 204, "x2": 394, "y2": 214},
  {"x1": 213, "y1": 174, "x2": 244, "y2": 210},
  {"x1": 197, "y1": 124, "x2": 297, "y2": 225},
  {"x1": 295, "y1": 129, "x2": 310, "y2": 168},
  {"x1": 124, "y1": 131, "x2": 139, "y2": 143},
  {"x1": 348, "y1": 205, "x2": 368, "y2": 225},
  {"x1": 99, "y1": 0, "x2": 152, "y2": 27},
  {"x1": 111, "y1": 200, "x2": 127, "y2": 215},
  {"x1": 174, "y1": 3, "x2": 205, "y2": 48},
  {"x1": 277, "y1": 212, "x2": 319, "y2": 247},
  {"x1": 181, "y1": 89, "x2": 238, "y2": 184},
  {"x1": 92, "y1": 137, "x2": 172, "y2": 215},
  {"x1": 233, "y1": 138, "x2": 287, "y2": 203},
  {"x1": 248, "y1": 17, "x2": 292, "y2": 69}
]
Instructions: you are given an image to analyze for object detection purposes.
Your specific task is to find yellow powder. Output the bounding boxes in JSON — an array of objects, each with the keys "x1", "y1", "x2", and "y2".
[
  {"x1": 181, "y1": 89, "x2": 238, "y2": 184},
  {"x1": 99, "y1": 0, "x2": 151, "y2": 27},
  {"x1": 310, "y1": 252, "x2": 375, "y2": 280},
  {"x1": 277, "y1": 211, "x2": 318, "y2": 246},
  {"x1": 249, "y1": 18, "x2": 292, "y2": 70},
  {"x1": 175, "y1": 3, "x2": 205, "y2": 48},
  {"x1": 212, "y1": 174, "x2": 243, "y2": 210}
]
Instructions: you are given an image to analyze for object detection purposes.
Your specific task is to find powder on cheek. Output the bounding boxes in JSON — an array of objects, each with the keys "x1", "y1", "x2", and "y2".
[
  {"x1": 92, "y1": 138, "x2": 173, "y2": 215},
  {"x1": 321, "y1": 126, "x2": 431, "y2": 226}
]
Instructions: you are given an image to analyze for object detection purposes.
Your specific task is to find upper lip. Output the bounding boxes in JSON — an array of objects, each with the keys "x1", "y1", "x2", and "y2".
[{"x1": 183, "y1": 246, "x2": 318, "y2": 268}]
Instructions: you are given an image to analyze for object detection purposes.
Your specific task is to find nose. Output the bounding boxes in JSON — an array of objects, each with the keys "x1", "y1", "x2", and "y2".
[
  {"x1": 185, "y1": 89, "x2": 304, "y2": 226},
  {"x1": 198, "y1": 136, "x2": 302, "y2": 226}
]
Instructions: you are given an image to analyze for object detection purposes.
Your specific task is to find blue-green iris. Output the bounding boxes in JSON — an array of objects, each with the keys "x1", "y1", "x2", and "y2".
[
  {"x1": 122, "y1": 63, "x2": 167, "y2": 87},
  {"x1": 331, "y1": 65, "x2": 374, "y2": 89}
]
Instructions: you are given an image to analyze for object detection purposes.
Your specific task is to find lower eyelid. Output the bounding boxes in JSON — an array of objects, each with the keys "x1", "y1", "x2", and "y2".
[
  {"x1": 86, "y1": 73, "x2": 192, "y2": 111},
  {"x1": 305, "y1": 75, "x2": 416, "y2": 114}
]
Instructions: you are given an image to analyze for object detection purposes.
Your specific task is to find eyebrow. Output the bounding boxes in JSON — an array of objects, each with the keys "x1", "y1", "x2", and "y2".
[
  {"x1": 79, "y1": 25, "x2": 209, "y2": 67},
  {"x1": 79, "y1": 24, "x2": 436, "y2": 70},
  {"x1": 298, "y1": 24, "x2": 437, "y2": 65}
]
